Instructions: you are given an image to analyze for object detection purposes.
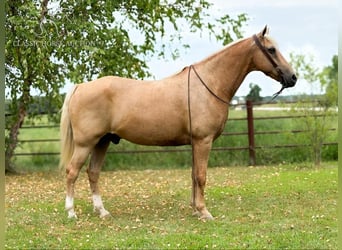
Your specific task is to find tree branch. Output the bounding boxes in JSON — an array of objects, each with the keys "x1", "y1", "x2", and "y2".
[{"x1": 40, "y1": 0, "x2": 49, "y2": 22}]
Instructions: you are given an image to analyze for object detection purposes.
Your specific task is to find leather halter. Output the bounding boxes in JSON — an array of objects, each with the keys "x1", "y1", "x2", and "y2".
[
  {"x1": 252, "y1": 34, "x2": 286, "y2": 100},
  {"x1": 252, "y1": 34, "x2": 279, "y2": 69},
  {"x1": 188, "y1": 35, "x2": 286, "y2": 107}
]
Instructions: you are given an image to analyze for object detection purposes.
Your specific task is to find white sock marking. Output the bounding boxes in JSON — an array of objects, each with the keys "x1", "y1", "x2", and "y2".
[{"x1": 92, "y1": 194, "x2": 110, "y2": 217}]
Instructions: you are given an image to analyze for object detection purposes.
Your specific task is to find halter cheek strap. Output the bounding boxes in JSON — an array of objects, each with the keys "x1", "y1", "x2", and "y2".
[
  {"x1": 253, "y1": 34, "x2": 285, "y2": 100},
  {"x1": 252, "y1": 34, "x2": 278, "y2": 69}
]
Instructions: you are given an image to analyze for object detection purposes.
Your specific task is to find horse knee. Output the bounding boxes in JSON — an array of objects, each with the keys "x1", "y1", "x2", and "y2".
[
  {"x1": 87, "y1": 167, "x2": 100, "y2": 183},
  {"x1": 66, "y1": 166, "x2": 80, "y2": 182},
  {"x1": 194, "y1": 173, "x2": 207, "y2": 187}
]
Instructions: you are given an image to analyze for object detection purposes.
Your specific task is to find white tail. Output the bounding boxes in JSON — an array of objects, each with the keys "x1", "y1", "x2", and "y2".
[{"x1": 59, "y1": 85, "x2": 78, "y2": 170}]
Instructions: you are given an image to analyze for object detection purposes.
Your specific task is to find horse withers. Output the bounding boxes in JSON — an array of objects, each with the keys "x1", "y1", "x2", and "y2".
[{"x1": 60, "y1": 26, "x2": 296, "y2": 220}]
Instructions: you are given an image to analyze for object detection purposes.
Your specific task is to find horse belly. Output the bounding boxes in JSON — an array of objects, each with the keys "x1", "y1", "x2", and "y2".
[
  {"x1": 114, "y1": 113, "x2": 189, "y2": 146},
  {"x1": 125, "y1": 134, "x2": 188, "y2": 146}
]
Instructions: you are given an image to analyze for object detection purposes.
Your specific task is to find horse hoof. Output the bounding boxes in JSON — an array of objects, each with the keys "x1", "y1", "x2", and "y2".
[
  {"x1": 200, "y1": 213, "x2": 214, "y2": 221},
  {"x1": 192, "y1": 209, "x2": 214, "y2": 220},
  {"x1": 192, "y1": 211, "x2": 201, "y2": 217},
  {"x1": 99, "y1": 210, "x2": 111, "y2": 218},
  {"x1": 67, "y1": 210, "x2": 77, "y2": 219}
]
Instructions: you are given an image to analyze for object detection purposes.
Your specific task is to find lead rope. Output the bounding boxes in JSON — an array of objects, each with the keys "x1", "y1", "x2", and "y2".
[
  {"x1": 187, "y1": 66, "x2": 193, "y2": 148},
  {"x1": 191, "y1": 65, "x2": 230, "y2": 105},
  {"x1": 271, "y1": 85, "x2": 285, "y2": 101},
  {"x1": 187, "y1": 64, "x2": 229, "y2": 161}
]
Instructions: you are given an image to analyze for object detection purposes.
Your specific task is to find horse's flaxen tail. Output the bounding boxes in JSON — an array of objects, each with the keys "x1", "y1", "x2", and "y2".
[{"x1": 59, "y1": 85, "x2": 78, "y2": 170}]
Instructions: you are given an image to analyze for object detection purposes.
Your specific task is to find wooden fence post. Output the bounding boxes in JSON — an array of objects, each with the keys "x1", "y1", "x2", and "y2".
[{"x1": 246, "y1": 100, "x2": 256, "y2": 166}]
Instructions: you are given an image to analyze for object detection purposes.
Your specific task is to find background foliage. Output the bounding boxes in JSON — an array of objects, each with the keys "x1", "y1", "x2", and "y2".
[
  {"x1": 289, "y1": 53, "x2": 338, "y2": 165},
  {"x1": 5, "y1": 0, "x2": 248, "y2": 172}
]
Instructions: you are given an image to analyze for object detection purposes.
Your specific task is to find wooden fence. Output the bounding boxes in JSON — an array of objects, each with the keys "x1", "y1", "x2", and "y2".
[{"x1": 10, "y1": 101, "x2": 338, "y2": 165}]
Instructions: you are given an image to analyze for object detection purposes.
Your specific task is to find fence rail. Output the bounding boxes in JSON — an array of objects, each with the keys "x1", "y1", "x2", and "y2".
[{"x1": 9, "y1": 101, "x2": 338, "y2": 165}]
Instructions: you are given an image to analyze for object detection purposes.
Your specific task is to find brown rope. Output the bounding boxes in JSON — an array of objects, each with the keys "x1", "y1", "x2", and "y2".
[{"x1": 190, "y1": 65, "x2": 230, "y2": 105}]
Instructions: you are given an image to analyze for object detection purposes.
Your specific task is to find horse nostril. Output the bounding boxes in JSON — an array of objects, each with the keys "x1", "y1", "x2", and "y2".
[{"x1": 292, "y1": 74, "x2": 297, "y2": 82}]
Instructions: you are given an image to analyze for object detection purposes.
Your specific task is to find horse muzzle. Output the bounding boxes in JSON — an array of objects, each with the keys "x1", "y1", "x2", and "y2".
[{"x1": 281, "y1": 72, "x2": 297, "y2": 88}]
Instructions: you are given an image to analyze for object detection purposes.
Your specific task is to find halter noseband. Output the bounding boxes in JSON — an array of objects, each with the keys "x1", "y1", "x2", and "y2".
[{"x1": 252, "y1": 34, "x2": 286, "y2": 100}]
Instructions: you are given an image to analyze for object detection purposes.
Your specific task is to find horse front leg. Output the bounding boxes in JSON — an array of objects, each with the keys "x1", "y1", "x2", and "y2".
[
  {"x1": 191, "y1": 137, "x2": 214, "y2": 220},
  {"x1": 87, "y1": 139, "x2": 111, "y2": 218}
]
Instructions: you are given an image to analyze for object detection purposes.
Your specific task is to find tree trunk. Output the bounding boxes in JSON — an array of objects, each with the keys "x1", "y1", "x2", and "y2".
[
  {"x1": 313, "y1": 143, "x2": 322, "y2": 166},
  {"x1": 5, "y1": 102, "x2": 27, "y2": 173},
  {"x1": 5, "y1": 85, "x2": 30, "y2": 174}
]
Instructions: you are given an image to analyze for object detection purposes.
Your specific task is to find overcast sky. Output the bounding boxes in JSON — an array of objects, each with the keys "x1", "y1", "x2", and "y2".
[
  {"x1": 55, "y1": 1, "x2": 338, "y2": 97},
  {"x1": 147, "y1": 0, "x2": 338, "y2": 96}
]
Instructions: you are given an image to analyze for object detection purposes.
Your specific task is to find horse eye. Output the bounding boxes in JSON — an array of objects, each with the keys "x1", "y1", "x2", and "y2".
[{"x1": 268, "y1": 47, "x2": 276, "y2": 54}]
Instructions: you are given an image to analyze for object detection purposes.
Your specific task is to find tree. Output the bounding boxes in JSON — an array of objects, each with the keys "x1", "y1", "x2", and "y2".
[
  {"x1": 289, "y1": 53, "x2": 336, "y2": 166},
  {"x1": 5, "y1": 0, "x2": 248, "y2": 172},
  {"x1": 246, "y1": 83, "x2": 263, "y2": 102},
  {"x1": 319, "y1": 55, "x2": 337, "y2": 107}
]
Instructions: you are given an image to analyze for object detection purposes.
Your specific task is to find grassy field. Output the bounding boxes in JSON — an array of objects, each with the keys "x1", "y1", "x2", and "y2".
[
  {"x1": 5, "y1": 162, "x2": 337, "y2": 249},
  {"x1": 12, "y1": 108, "x2": 338, "y2": 172}
]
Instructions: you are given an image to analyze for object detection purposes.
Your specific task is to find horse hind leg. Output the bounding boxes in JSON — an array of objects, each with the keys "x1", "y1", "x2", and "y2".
[
  {"x1": 65, "y1": 145, "x2": 91, "y2": 218},
  {"x1": 87, "y1": 136, "x2": 111, "y2": 218}
]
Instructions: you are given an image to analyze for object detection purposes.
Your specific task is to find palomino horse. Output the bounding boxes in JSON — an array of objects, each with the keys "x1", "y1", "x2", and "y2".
[{"x1": 60, "y1": 26, "x2": 297, "y2": 220}]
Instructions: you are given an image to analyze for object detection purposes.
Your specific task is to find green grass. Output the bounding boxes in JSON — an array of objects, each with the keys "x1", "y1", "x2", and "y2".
[{"x1": 5, "y1": 162, "x2": 337, "y2": 249}]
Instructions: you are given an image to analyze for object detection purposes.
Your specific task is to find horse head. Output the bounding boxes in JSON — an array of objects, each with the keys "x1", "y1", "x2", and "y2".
[{"x1": 252, "y1": 26, "x2": 297, "y2": 89}]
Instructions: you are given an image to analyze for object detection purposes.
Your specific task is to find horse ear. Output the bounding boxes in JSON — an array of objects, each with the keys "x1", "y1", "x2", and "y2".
[{"x1": 261, "y1": 25, "x2": 269, "y2": 37}]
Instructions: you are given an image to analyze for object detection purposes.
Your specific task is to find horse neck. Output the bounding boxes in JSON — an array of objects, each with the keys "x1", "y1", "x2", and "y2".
[{"x1": 195, "y1": 37, "x2": 254, "y2": 101}]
